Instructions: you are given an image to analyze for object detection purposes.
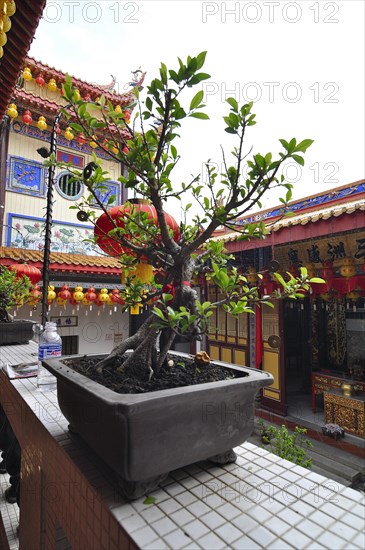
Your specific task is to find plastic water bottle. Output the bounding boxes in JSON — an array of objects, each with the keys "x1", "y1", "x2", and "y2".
[{"x1": 37, "y1": 322, "x2": 62, "y2": 390}]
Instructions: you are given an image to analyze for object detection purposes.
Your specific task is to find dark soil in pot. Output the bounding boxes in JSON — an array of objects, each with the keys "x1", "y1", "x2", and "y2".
[{"x1": 63, "y1": 354, "x2": 244, "y2": 394}]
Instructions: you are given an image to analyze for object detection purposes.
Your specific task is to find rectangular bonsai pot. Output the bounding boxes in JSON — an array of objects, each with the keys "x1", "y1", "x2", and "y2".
[
  {"x1": 0, "y1": 320, "x2": 35, "y2": 346},
  {"x1": 43, "y1": 352, "x2": 273, "y2": 483}
]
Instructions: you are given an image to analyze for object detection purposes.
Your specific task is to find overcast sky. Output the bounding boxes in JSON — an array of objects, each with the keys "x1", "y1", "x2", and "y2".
[{"x1": 29, "y1": 0, "x2": 365, "y2": 212}]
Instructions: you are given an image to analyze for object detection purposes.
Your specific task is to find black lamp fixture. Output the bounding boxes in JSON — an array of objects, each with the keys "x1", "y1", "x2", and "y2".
[{"x1": 36, "y1": 146, "x2": 51, "y2": 159}]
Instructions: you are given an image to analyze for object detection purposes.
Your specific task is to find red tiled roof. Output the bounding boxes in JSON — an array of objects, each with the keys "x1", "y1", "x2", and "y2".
[
  {"x1": 0, "y1": 247, "x2": 123, "y2": 276},
  {"x1": 12, "y1": 88, "x2": 132, "y2": 140},
  {"x1": 0, "y1": 0, "x2": 47, "y2": 121},
  {"x1": 24, "y1": 56, "x2": 140, "y2": 106}
]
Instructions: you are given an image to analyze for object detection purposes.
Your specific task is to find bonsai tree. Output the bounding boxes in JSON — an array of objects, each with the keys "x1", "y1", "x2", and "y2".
[
  {"x1": 54, "y1": 52, "x2": 317, "y2": 380},
  {"x1": 0, "y1": 265, "x2": 33, "y2": 322}
]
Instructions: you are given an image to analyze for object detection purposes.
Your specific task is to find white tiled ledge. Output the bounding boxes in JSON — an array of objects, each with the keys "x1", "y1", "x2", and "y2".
[
  {"x1": 111, "y1": 442, "x2": 364, "y2": 550},
  {"x1": 1, "y1": 343, "x2": 364, "y2": 550}
]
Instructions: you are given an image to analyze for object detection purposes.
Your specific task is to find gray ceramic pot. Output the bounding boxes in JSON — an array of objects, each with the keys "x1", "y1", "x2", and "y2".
[
  {"x1": 0, "y1": 320, "x2": 35, "y2": 345},
  {"x1": 43, "y1": 352, "x2": 273, "y2": 499}
]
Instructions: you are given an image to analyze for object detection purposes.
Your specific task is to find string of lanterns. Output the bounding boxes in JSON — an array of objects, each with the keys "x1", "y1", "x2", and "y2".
[
  {"x1": 0, "y1": 1, "x2": 16, "y2": 60},
  {"x1": 5, "y1": 63, "x2": 132, "y2": 143},
  {"x1": 22, "y1": 285, "x2": 127, "y2": 309}
]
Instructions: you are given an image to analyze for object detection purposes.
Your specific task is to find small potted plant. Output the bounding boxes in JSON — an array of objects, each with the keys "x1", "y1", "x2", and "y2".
[
  {"x1": 0, "y1": 265, "x2": 34, "y2": 345},
  {"x1": 42, "y1": 52, "x2": 319, "y2": 498}
]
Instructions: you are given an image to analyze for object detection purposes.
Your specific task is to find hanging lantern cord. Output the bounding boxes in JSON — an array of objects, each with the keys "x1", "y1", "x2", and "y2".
[{"x1": 40, "y1": 104, "x2": 71, "y2": 328}]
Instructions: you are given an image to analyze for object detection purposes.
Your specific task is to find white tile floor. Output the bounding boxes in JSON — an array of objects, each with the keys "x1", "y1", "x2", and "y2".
[
  {"x1": 0, "y1": 472, "x2": 19, "y2": 550},
  {"x1": 1, "y1": 343, "x2": 365, "y2": 550}
]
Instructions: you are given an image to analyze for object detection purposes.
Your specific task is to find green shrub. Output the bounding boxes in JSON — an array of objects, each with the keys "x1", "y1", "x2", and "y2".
[{"x1": 260, "y1": 423, "x2": 313, "y2": 469}]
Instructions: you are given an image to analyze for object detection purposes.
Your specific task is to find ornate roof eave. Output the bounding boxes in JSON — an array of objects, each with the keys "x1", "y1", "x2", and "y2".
[
  {"x1": 0, "y1": 1, "x2": 47, "y2": 122},
  {"x1": 24, "y1": 56, "x2": 140, "y2": 106},
  {"x1": 211, "y1": 196, "x2": 365, "y2": 244},
  {"x1": 12, "y1": 88, "x2": 133, "y2": 141},
  {"x1": 0, "y1": 247, "x2": 123, "y2": 276}
]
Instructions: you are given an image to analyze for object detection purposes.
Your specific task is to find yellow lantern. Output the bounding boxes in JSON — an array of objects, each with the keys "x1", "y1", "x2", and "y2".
[
  {"x1": 2, "y1": 15, "x2": 12, "y2": 33},
  {"x1": 6, "y1": 103, "x2": 18, "y2": 119},
  {"x1": 74, "y1": 88, "x2": 81, "y2": 101},
  {"x1": 121, "y1": 263, "x2": 154, "y2": 285},
  {"x1": 89, "y1": 137, "x2": 98, "y2": 148},
  {"x1": 56, "y1": 296, "x2": 66, "y2": 306},
  {"x1": 47, "y1": 286, "x2": 57, "y2": 304},
  {"x1": 0, "y1": 46, "x2": 3, "y2": 59},
  {"x1": 114, "y1": 104, "x2": 122, "y2": 113},
  {"x1": 111, "y1": 145, "x2": 119, "y2": 155},
  {"x1": 130, "y1": 303, "x2": 143, "y2": 315},
  {"x1": 346, "y1": 291, "x2": 360, "y2": 301},
  {"x1": 13, "y1": 295, "x2": 24, "y2": 307},
  {"x1": 98, "y1": 288, "x2": 109, "y2": 303},
  {"x1": 82, "y1": 297, "x2": 91, "y2": 306},
  {"x1": 22, "y1": 67, "x2": 32, "y2": 81},
  {"x1": 0, "y1": 31, "x2": 7, "y2": 47},
  {"x1": 64, "y1": 126, "x2": 74, "y2": 141},
  {"x1": 246, "y1": 267, "x2": 258, "y2": 284},
  {"x1": 105, "y1": 295, "x2": 114, "y2": 306},
  {"x1": 73, "y1": 286, "x2": 84, "y2": 302},
  {"x1": 37, "y1": 115, "x2": 47, "y2": 131},
  {"x1": 340, "y1": 257, "x2": 356, "y2": 278},
  {"x1": 5, "y1": 1, "x2": 16, "y2": 16},
  {"x1": 47, "y1": 78, "x2": 57, "y2": 92}
]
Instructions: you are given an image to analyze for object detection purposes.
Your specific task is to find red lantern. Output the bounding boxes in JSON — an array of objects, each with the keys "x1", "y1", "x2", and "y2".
[
  {"x1": 94, "y1": 203, "x2": 179, "y2": 257},
  {"x1": 77, "y1": 132, "x2": 87, "y2": 145},
  {"x1": 28, "y1": 284, "x2": 42, "y2": 306},
  {"x1": 110, "y1": 289, "x2": 123, "y2": 304},
  {"x1": 22, "y1": 110, "x2": 33, "y2": 125},
  {"x1": 85, "y1": 287, "x2": 97, "y2": 302},
  {"x1": 58, "y1": 285, "x2": 72, "y2": 301},
  {"x1": 55, "y1": 123, "x2": 61, "y2": 135},
  {"x1": 9, "y1": 263, "x2": 42, "y2": 285},
  {"x1": 36, "y1": 74, "x2": 45, "y2": 87},
  {"x1": 321, "y1": 260, "x2": 334, "y2": 280}
]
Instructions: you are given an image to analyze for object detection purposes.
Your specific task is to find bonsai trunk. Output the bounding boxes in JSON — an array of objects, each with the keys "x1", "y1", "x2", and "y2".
[
  {"x1": 0, "y1": 308, "x2": 12, "y2": 323},
  {"x1": 95, "y1": 277, "x2": 200, "y2": 380}
]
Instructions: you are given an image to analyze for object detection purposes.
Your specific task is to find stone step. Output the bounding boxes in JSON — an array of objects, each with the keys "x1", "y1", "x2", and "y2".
[
  {"x1": 306, "y1": 437, "x2": 365, "y2": 477},
  {"x1": 307, "y1": 449, "x2": 362, "y2": 485},
  {"x1": 310, "y1": 464, "x2": 353, "y2": 487}
]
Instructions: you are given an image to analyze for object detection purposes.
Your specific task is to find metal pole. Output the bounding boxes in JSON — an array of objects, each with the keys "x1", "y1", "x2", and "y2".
[{"x1": 40, "y1": 107, "x2": 70, "y2": 328}]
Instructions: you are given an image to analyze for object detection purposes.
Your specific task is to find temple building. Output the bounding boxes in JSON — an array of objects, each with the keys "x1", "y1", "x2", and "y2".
[
  {"x1": 0, "y1": 56, "x2": 143, "y2": 354},
  {"x1": 208, "y1": 180, "x2": 365, "y2": 436}
]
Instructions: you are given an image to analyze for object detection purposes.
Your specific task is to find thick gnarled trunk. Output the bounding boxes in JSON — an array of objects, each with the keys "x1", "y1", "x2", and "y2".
[{"x1": 95, "y1": 271, "x2": 201, "y2": 380}]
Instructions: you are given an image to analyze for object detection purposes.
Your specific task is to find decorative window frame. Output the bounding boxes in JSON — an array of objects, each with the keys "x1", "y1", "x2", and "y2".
[
  {"x1": 56, "y1": 170, "x2": 84, "y2": 201},
  {"x1": 89, "y1": 180, "x2": 121, "y2": 208},
  {"x1": 6, "y1": 155, "x2": 47, "y2": 197}
]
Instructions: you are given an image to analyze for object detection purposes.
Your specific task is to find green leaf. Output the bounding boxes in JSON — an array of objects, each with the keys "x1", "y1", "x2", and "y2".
[
  {"x1": 226, "y1": 97, "x2": 238, "y2": 111},
  {"x1": 292, "y1": 154, "x2": 304, "y2": 166},
  {"x1": 143, "y1": 496, "x2": 156, "y2": 505},
  {"x1": 170, "y1": 145, "x2": 177, "y2": 159},
  {"x1": 188, "y1": 73, "x2": 211, "y2": 85},
  {"x1": 196, "y1": 51, "x2": 207, "y2": 69},
  {"x1": 189, "y1": 112, "x2": 209, "y2": 120},
  {"x1": 295, "y1": 139, "x2": 314, "y2": 153},
  {"x1": 279, "y1": 139, "x2": 289, "y2": 151},
  {"x1": 190, "y1": 90, "x2": 204, "y2": 111}
]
